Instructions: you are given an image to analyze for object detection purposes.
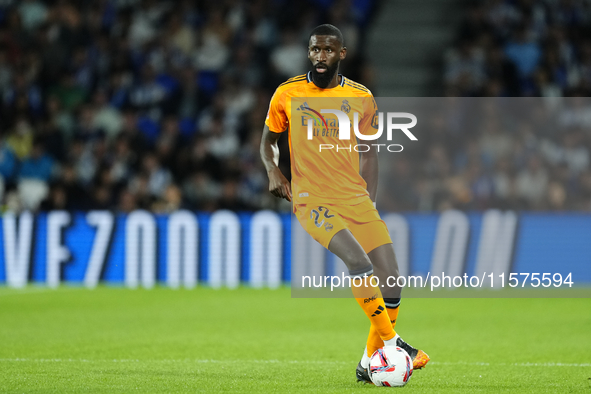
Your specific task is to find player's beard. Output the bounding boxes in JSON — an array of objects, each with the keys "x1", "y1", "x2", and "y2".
[{"x1": 310, "y1": 62, "x2": 339, "y2": 88}]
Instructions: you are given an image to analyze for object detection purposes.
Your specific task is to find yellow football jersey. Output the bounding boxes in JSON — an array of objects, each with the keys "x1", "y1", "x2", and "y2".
[{"x1": 265, "y1": 72, "x2": 378, "y2": 206}]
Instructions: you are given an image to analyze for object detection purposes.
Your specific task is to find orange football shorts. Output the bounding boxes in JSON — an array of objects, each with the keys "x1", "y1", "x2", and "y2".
[{"x1": 294, "y1": 197, "x2": 392, "y2": 253}]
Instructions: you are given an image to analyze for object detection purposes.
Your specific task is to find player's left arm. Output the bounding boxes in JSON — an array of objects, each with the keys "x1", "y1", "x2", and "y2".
[
  {"x1": 359, "y1": 94, "x2": 379, "y2": 203},
  {"x1": 359, "y1": 143, "x2": 378, "y2": 203}
]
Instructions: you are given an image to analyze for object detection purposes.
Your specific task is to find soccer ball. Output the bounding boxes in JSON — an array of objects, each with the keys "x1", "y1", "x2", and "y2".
[{"x1": 369, "y1": 346, "x2": 413, "y2": 387}]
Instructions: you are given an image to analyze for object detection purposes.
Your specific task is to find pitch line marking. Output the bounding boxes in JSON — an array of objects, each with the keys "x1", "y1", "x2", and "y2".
[
  {"x1": 429, "y1": 361, "x2": 591, "y2": 367},
  {"x1": 0, "y1": 359, "x2": 589, "y2": 367},
  {"x1": 0, "y1": 287, "x2": 84, "y2": 297},
  {"x1": 0, "y1": 288, "x2": 54, "y2": 297}
]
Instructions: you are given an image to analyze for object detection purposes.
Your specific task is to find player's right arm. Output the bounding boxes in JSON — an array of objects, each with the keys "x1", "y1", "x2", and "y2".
[
  {"x1": 261, "y1": 86, "x2": 292, "y2": 202},
  {"x1": 260, "y1": 124, "x2": 292, "y2": 202}
]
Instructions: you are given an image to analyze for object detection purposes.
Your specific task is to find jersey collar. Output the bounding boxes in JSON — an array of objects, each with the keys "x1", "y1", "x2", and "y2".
[{"x1": 306, "y1": 71, "x2": 346, "y2": 88}]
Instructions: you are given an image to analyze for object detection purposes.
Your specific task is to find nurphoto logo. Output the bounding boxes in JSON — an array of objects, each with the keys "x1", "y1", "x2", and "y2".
[{"x1": 298, "y1": 101, "x2": 418, "y2": 152}]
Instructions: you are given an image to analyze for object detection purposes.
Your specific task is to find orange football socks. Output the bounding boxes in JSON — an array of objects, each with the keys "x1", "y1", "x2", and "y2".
[
  {"x1": 351, "y1": 275, "x2": 396, "y2": 343},
  {"x1": 366, "y1": 305, "x2": 400, "y2": 357}
]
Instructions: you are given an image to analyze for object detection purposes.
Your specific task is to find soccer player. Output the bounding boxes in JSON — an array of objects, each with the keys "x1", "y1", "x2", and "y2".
[{"x1": 260, "y1": 24, "x2": 429, "y2": 382}]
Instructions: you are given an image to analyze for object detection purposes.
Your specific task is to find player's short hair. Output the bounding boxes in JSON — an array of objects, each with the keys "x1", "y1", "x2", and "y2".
[{"x1": 309, "y1": 24, "x2": 344, "y2": 47}]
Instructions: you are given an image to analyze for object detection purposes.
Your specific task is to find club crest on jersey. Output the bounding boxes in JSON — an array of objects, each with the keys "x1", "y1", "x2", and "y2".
[
  {"x1": 341, "y1": 99, "x2": 351, "y2": 114},
  {"x1": 324, "y1": 222, "x2": 333, "y2": 232}
]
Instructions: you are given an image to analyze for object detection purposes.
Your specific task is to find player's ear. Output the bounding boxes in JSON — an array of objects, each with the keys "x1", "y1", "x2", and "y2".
[{"x1": 340, "y1": 46, "x2": 347, "y2": 61}]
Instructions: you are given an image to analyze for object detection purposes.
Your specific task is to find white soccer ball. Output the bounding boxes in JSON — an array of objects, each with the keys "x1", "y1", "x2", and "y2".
[{"x1": 369, "y1": 346, "x2": 413, "y2": 387}]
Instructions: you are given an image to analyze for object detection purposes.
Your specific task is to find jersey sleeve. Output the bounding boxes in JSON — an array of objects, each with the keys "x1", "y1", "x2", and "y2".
[
  {"x1": 265, "y1": 89, "x2": 288, "y2": 133},
  {"x1": 358, "y1": 92, "x2": 379, "y2": 136}
]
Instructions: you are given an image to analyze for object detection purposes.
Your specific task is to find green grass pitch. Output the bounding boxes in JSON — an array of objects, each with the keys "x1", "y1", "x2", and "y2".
[{"x1": 0, "y1": 287, "x2": 589, "y2": 393}]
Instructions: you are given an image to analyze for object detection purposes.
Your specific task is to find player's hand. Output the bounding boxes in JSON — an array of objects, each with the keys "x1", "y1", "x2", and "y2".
[{"x1": 267, "y1": 167, "x2": 292, "y2": 202}]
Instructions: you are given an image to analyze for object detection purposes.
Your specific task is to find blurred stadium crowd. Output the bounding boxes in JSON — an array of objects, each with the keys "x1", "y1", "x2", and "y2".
[
  {"x1": 0, "y1": 0, "x2": 590, "y2": 213},
  {"x1": 445, "y1": 0, "x2": 591, "y2": 96},
  {"x1": 415, "y1": 0, "x2": 591, "y2": 212},
  {"x1": 0, "y1": 0, "x2": 377, "y2": 213},
  {"x1": 381, "y1": 97, "x2": 591, "y2": 212}
]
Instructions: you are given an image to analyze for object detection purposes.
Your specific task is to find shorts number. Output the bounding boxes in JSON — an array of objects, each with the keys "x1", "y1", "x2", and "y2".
[{"x1": 311, "y1": 206, "x2": 334, "y2": 228}]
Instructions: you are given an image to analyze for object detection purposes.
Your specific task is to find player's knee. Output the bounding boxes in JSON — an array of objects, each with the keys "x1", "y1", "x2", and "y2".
[
  {"x1": 369, "y1": 256, "x2": 399, "y2": 278},
  {"x1": 343, "y1": 252, "x2": 372, "y2": 272}
]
